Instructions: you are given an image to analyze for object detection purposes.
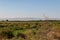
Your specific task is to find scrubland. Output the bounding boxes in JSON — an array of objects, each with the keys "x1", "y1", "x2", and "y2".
[{"x1": 0, "y1": 20, "x2": 60, "y2": 40}]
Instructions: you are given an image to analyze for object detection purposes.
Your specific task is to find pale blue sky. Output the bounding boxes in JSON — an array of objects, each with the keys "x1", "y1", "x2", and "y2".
[{"x1": 0, "y1": 0, "x2": 60, "y2": 18}]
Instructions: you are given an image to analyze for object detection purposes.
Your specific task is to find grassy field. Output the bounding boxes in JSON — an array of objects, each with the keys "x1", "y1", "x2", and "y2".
[{"x1": 0, "y1": 20, "x2": 60, "y2": 40}]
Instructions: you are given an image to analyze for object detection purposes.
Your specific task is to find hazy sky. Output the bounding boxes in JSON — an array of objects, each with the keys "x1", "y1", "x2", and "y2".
[{"x1": 0, "y1": 0, "x2": 60, "y2": 18}]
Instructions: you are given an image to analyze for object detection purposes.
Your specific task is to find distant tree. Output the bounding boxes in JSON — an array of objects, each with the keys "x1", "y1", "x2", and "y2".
[{"x1": 6, "y1": 19, "x2": 8, "y2": 21}]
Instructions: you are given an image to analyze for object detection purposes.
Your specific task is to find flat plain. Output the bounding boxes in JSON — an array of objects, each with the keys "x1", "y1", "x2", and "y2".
[{"x1": 0, "y1": 20, "x2": 60, "y2": 40}]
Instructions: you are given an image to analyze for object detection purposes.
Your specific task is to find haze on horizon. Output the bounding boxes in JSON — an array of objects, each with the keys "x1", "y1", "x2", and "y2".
[{"x1": 0, "y1": 0, "x2": 60, "y2": 18}]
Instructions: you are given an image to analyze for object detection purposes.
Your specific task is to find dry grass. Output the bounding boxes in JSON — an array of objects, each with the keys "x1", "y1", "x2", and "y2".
[{"x1": 0, "y1": 20, "x2": 60, "y2": 40}]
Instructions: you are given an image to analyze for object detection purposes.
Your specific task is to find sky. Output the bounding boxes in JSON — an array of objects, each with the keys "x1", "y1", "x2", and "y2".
[{"x1": 0, "y1": 0, "x2": 60, "y2": 18}]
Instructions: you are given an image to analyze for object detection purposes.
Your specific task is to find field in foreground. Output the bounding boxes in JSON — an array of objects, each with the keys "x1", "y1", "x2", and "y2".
[{"x1": 0, "y1": 20, "x2": 60, "y2": 40}]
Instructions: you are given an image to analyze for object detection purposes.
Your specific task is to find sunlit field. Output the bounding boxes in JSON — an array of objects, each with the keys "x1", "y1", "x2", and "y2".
[{"x1": 0, "y1": 20, "x2": 60, "y2": 40}]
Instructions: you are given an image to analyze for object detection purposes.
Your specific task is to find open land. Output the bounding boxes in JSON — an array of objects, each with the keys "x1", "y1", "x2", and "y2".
[{"x1": 0, "y1": 20, "x2": 60, "y2": 40}]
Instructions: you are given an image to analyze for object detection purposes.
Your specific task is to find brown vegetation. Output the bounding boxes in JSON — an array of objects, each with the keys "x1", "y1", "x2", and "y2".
[{"x1": 0, "y1": 20, "x2": 60, "y2": 40}]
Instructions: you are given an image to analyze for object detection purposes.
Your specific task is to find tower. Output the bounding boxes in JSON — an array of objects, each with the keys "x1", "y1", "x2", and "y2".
[{"x1": 43, "y1": 14, "x2": 49, "y2": 20}]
